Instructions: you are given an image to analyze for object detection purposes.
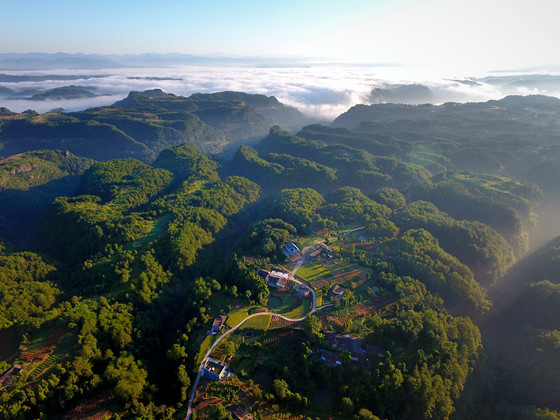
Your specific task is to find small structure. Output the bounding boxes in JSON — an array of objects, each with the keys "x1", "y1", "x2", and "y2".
[
  {"x1": 312, "y1": 349, "x2": 342, "y2": 367},
  {"x1": 265, "y1": 270, "x2": 290, "y2": 289},
  {"x1": 0, "y1": 365, "x2": 22, "y2": 389},
  {"x1": 210, "y1": 315, "x2": 227, "y2": 334},
  {"x1": 231, "y1": 405, "x2": 255, "y2": 420},
  {"x1": 202, "y1": 358, "x2": 232, "y2": 381},
  {"x1": 293, "y1": 284, "x2": 311, "y2": 298},
  {"x1": 327, "y1": 285, "x2": 346, "y2": 302},
  {"x1": 365, "y1": 344, "x2": 386, "y2": 358},
  {"x1": 325, "y1": 332, "x2": 365, "y2": 360},
  {"x1": 256, "y1": 269, "x2": 269, "y2": 280},
  {"x1": 283, "y1": 242, "x2": 300, "y2": 256},
  {"x1": 324, "y1": 332, "x2": 385, "y2": 364}
]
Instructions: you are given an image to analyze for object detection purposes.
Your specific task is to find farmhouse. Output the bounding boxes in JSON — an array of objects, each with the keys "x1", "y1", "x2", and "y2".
[
  {"x1": 0, "y1": 365, "x2": 22, "y2": 389},
  {"x1": 324, "y1": 332, "x2": 385, "y2": 363},
  {"x1": 210, "y1": 315, "x2": 227, "y2": 334},
  {"x1": 293, "y1": 283, "x2": 311, "y2": 298},
  {"x1": 325, "y1": 331, "x2": 366, "y2": 361},
  {"x1": 283, "y1": 242, "x2": 300, "y2": 256},
  {"x1": 202, "y1": 358, "x2": 232, "y2": 381},
  {"x1": 265, "y1": 270, "x2": 290, "y2": 289},
  {"x1": 327, "y1": 284, "x2": 346, "y2": 302},
  {"x1": 312, "y1": 349, "x2": 342, "y2": 367}
]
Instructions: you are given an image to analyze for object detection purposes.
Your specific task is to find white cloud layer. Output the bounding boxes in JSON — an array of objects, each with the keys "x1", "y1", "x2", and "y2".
[{"x1": 1, "y1": 65, "x2": 560, "y2": 120}]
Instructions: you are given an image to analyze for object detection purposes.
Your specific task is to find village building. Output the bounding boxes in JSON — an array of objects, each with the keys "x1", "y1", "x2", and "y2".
[
  {"x1": 256, "y1": 268, "x2": 269, "y2": 280},
  {"x1": 0, "y1": 365, "x2": 22, "y2": 389},
  {"x1": 265, "y1": 270, "x2": 290, "y2": 289},
  {"x1": 231, "y1": 405, "x2": 255, "y2": 420},
  {"x1": 283, "y1": 242, "x2": 300, "y2": 256},
  {"x1": 325, "y1": 331, "x2": 367, "y2": 362},
  {"x1": 210, "y1": 315, "x2": 227, "y2": 334},
  {"x1": 322, "y1": 331, "x2": 385, "y2": 364},
  {"x1": 315, "y1": 349, "x2": 342, "y2": 367},
  {"x1": 293, "y1": 283, "x2": 311, "y2": 298},
  {"x1": 327, "y1": 284, "x2": 346, "y2": 302},
  {"x1": 202, "y1": 358, "x2": 232, "y2": 381}
]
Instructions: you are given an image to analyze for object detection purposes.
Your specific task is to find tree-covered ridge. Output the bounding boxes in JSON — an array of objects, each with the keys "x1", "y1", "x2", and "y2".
[
  {"x1": 2, "y1": 93, "x2": 560, "y2": 419},
  {"x1": 0, "y1": 248, "x2": 59, "y2": 329},
  {"x1": 153, "y1": 142, "x2": 220, "y2": 184},
  {"x1": 329, "y1": 95, "x2": 560, "y2": 201},
  {"x1": 79, "y1": 159, "x2": 173, "y2": 207},
  {"x1": 228, "y1": 126, "x2": 429, "y2": 195},
  {"x1": 0, "y1": 112, "x2": 152, "y2": 161},
  {"x1": 392, "y1": 200, "x2": 515, "y2": 285},
  {"x1": 409, "y1": 173, "x2": 540, "y2": 255},
  {"x1": 321, "y1": 186, "x2": 391, "y2": 225},
  {"x1": 0, "y1": 89, "x2": 309, "y2": 163},
  {"x1": 0, "y1": 144, "x2": 265, "y2": 418},
  {"x1": 386, "y1": 228, "x2": 491, "y2": 312},
  {"x1": 0, "y1": 149, "x2": 92, "y2": 190},
  {"x1": 0, "y1": 149, "x2": 94, "y2": 246},
  {"x1": 457, "y1": 236, "x2": 560, "y2": 418},
  {"x1": 228, "y1": 144, "x2": 337, "y2": 193}
]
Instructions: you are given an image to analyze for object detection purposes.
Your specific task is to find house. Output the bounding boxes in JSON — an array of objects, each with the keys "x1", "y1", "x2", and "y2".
[
  {"x1": 0, "y1": 365, "x2": 22, "y2": 389},
  {"x1": 365, "y1": 344, "x2": 386, "y2": 358},
  {"x1": 312, "y1": 349, "x2": 342, "y2": 367},
  {"x1": 293, "y1": 284, "x2": 311, "y2": 298},
  {"x1": 283, "y1": 242, "x2": 300, "y2": 256},
  {"x1": 324, "y1": 332, "x2": 385, "y2": 363},
  {"x1": 256, "y1": 269, "x2": 269, "y2": 280},
  {"x1": 325, "y1": 331, "x2": 365, "y2": 361},
  {"x1": 327, "y1": 285, "x2": 346, "y2": 302},
  {"x1": 210, "y1": 315, "x2": 227, "y2": 334},
  {"x1": 265, "y1": 270, "x2": 290, "y2": 289},
  {"x1": 231, "y1": 405, "x2": 254, "y2": 420},
  {"x1": 202, "y1": 358, "x2": 232, "y2": 381}
]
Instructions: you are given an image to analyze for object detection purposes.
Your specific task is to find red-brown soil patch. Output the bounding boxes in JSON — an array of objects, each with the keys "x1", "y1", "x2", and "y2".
[
  {"x1": 311, "y1": 278, "x2": 329, "y2": 290},
  {"x1": 63, "y1": 393, "x2": 115, "y2": 420},
  {"x1": 355, "y1": 303, "x2": 374, "y2": 316},
  {"x1": 373, "y1": 292, "x2": 397, "y2": 309}
]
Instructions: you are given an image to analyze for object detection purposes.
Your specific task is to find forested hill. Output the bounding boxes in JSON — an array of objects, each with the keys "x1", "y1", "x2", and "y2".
[
  {"x1": 0, "y1": 89, "x2": 312, "y2": 163},
  {"x1": 1, "y1": 93, "x2": 560, "y2": 419}
]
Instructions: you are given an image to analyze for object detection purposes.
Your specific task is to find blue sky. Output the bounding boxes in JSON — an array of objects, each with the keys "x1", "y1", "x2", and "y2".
[{"x1": 2, "y1": 0, "x2": 559, "y2": 71}]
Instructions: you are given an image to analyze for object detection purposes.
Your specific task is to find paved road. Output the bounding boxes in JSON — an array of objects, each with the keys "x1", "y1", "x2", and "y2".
[
  {"x1": 185, "y1": 263, "x2": 329, "y2": 420},
  {"x1": 185, "y1": 237, "x2": 359, "y2": 419},
  {"x1": 185, "y1": 305, "x2": 330, "y2": 419}
]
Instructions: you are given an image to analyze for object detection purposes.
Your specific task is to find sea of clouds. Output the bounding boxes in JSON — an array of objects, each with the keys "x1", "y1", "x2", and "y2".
[{"x1": 1, "y1": 64, "x2": 560, "y2": 121}]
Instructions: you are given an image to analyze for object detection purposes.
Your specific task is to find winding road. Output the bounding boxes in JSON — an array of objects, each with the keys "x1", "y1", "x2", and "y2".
[{"x1": 185, "y1": 245, "x2": 330, "y2": 420}]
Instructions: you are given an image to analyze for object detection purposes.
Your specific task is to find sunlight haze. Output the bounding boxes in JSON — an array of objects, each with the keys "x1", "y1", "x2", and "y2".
[{"x1": 2, "y1": 0, "x2": 558, "y2": 72}]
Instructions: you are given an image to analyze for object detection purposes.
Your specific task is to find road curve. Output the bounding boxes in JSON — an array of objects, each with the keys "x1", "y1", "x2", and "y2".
[
  {"x1": 185, "y1": 303, "x2": 331, "y2": 419},
  {"x1": 186, "y1": 240, "x2": 340, "y2": 419}
]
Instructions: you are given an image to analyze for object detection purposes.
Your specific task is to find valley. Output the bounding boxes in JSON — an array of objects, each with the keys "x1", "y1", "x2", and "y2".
[{"x1": 0, "y1": 90, "x2": 559, "y2": 419}]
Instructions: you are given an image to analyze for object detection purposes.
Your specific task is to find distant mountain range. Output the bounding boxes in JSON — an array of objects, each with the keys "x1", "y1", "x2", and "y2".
[{"x1": 0, "y1": 52, "x2": 311, "y2": 70}]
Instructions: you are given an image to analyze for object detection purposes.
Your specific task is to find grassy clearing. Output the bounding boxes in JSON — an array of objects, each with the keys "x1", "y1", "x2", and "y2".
[
  {"x1": 282, "y1": 299, "x2": 311, "y2": 319},
  {"x1": 128, "y1": 214, "x2": 171, "y2": 250},
  {"x1": 266, "y1": 295, "x2": 283, "y2": 310},
  {"x1": 239, "y1": 314, "x2": 271, "y2": 330},
  {"x1": 316, "y1": 291, "x2": 323, "y2": 307},
  {"x1": 226, "y1": 308, "x2": 249, "y2": 328},
  {"x1": 275, "y1": 294, "x2": 299, "y2": 314},
  {"x1": 297, "y1": 260, "x2": 355, "y2": 282},
  {"x1": 196, "y1": 335, "x2": 214, "y2": 367}
]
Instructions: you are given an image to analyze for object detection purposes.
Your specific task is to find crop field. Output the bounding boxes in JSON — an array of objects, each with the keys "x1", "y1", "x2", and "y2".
[
  {"x1": 226, "y1": 308, "x2": 250, "y2": 328},
  {"x1": 239, "y1": 314, "x2": 271, "y2": 330}
]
